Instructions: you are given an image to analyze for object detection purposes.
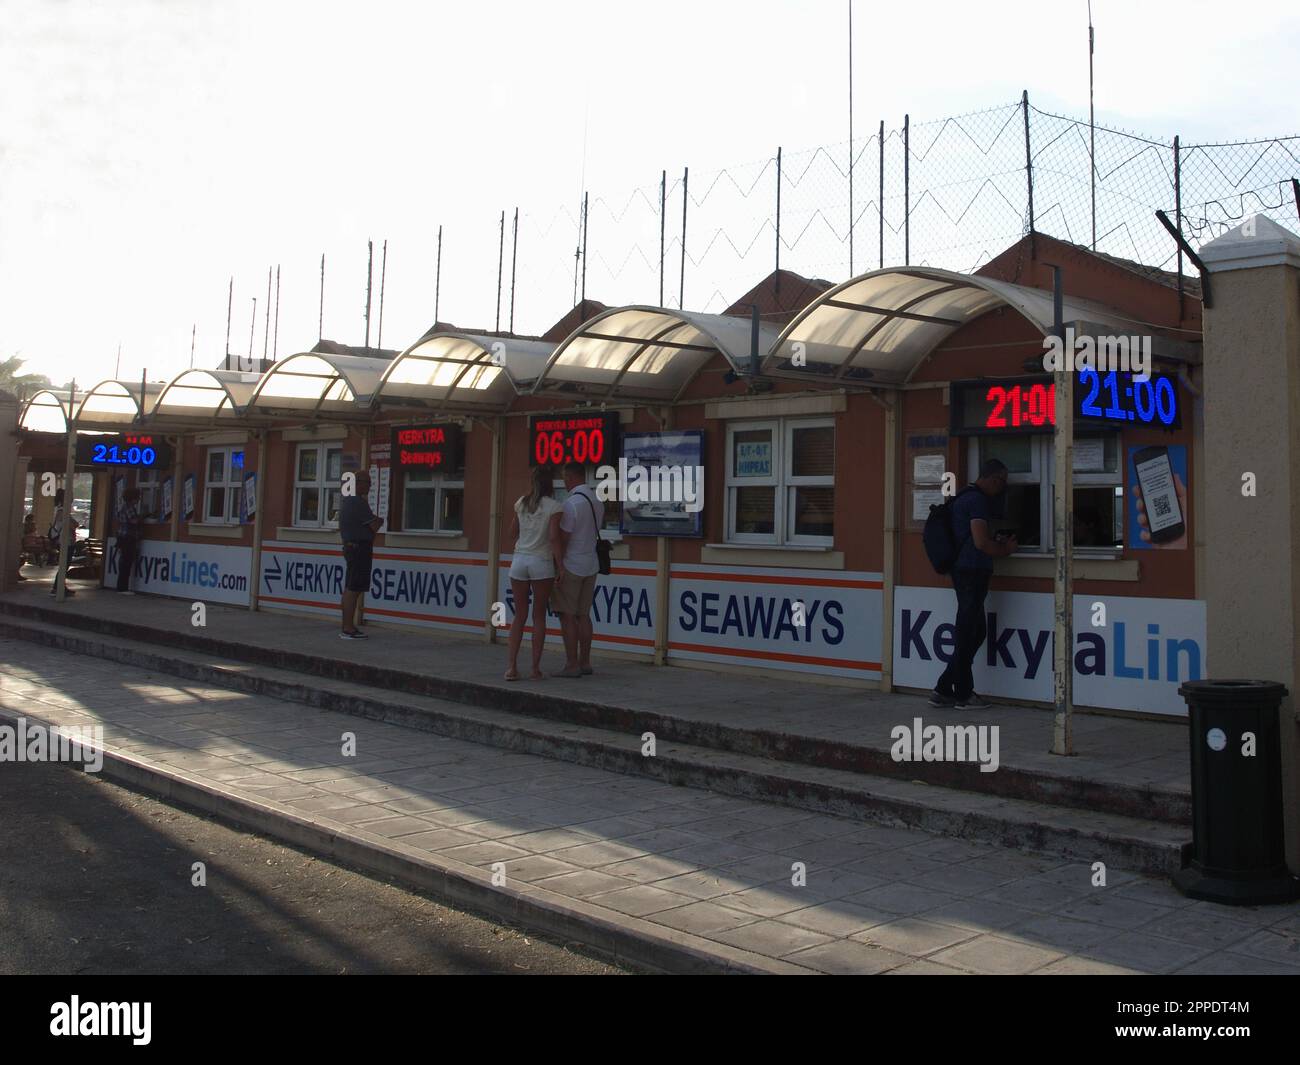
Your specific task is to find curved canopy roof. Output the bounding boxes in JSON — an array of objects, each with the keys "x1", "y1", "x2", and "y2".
[
  {"x1": 76, "y1": 380, "x2": 166, "y2": 425},
  {"x1": 763, "y1": 267, "x2": 1146, "y2": 384},
  {"x1": 532, "y1": 307, "x2": 780, "y2": 401},
  {"x1": 18, "y1": 390, "x2": 75, "y2": 433},
  {"x1": 376, "y1": 333, "x2": 554, "y2": 410},
  {"x1": 153, "y1": 369, "x2": 262, "y2": 419},
  {"x1": 248, "y1": 352, "x2": 389, "y2": 413}
]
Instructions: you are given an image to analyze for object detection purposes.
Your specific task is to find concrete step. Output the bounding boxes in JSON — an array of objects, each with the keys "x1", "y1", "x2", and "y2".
[
  {"x1": 0, "y1": 597, "x2": 1191, "y2": 827},
  {"x1": 0, "y1": 613, "x2": 1189, "y2": 875}
]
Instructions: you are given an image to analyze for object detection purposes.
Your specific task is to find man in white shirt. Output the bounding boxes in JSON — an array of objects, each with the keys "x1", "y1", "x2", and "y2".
[{"x1": 552, "y1": 461, "x2": 600, "y2": 678}]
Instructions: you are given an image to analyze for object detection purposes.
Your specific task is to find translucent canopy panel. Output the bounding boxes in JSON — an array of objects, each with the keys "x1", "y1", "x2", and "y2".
[
  {"x1": 377, "y1": 334, "x2": 554, "y2": 409},
  {"x1": 76, "y1": 380, "x2": 165, "y2": 425},
  {"x1": 533, "y1": 307, "x2": 780, "y2": 401},
  {"x1": 248, "y1": 352, "x2": 388, "y2": 412},
  {"x1": 154, "y1": 370, "x2": 261, "y2": 419},
  {"x1": 19, "y1": 390, "x2": 73, "y2": 433},
  {"x1": 764, "y1": 268, "x2": 1139, "y2": 385}
]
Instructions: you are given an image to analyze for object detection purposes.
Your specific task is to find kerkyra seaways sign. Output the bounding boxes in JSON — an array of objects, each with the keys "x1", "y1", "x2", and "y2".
[{"x1": 392, "y1": 424, "x2": 464, "y2": 471}]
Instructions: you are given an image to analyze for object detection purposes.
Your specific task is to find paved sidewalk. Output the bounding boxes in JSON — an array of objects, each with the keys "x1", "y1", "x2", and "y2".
[
  {"x1": 2, "y1": 583, "x2": 1190, "y2": 801},
  {"x1": 2, "y1": 638, "x2": 1294, "y2": 974}
]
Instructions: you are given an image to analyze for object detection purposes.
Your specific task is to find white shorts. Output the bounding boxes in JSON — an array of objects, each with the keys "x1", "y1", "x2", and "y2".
[{"x1": 508, "y1": 553, "x2": 555, "y2": 581}]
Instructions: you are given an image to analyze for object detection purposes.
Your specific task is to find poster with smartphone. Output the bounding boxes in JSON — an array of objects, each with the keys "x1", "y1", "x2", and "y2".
[{"x1": 1127, "y1": 444, "x2": 1188, "y2": 549}]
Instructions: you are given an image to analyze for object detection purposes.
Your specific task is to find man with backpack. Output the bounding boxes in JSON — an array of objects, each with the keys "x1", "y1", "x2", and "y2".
[
  {"x1": 552, "y1": 462, "x2": 601, "y2": 679},
  {"x1": 928, "y1": 458, "x2": 1016, "y2": 709}
]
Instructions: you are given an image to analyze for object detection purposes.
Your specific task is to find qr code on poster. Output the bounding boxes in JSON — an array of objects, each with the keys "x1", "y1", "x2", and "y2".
[{"x1": 1152, "y1": 494, "x2": 1172, "y2": 518}]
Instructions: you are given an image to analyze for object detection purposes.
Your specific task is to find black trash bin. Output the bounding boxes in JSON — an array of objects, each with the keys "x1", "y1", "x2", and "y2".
[{"x1": 1174, "y1": 679, "x2": 1300, "y2": 905}]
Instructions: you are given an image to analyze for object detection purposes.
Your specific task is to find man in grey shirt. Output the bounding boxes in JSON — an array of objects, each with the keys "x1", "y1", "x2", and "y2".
[{"x1": 338, "y1": 469, "x2": 380, "y2": 639}]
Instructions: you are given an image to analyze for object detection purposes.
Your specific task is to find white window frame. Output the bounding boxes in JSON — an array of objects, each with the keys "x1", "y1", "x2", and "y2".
[
  {"x1": 402, "y1": 467, "x2": 465, "y2": 534},
  {"x1": 726, "y1": 417, "x2": 834, "y2": 547},
  {"x1": 783, "y1": 417, "x2": 835, "y2": 547},
  {"x1": 968, "y1": 431, "x2": 1122, "y2": 556},
  {"x1": 203, "y1": 446, "x2": 244, "y2": 525},
  {"x1": 292, "y1": 443, "x2": 343, "y2": 529}
]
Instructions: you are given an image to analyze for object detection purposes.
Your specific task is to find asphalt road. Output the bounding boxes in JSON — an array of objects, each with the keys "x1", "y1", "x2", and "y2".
[{"x1": 0, "y1": 760, "x2": 628, "y2": 975}]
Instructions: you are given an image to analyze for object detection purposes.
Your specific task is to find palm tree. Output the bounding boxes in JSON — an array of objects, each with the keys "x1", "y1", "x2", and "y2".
[{"x1": 0, "y1": 355, "x2": 64, "y2": 402}]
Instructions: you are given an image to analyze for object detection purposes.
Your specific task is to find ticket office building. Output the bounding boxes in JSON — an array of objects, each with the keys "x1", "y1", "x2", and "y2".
[{"x1": 21, "y1": 235, "x2": 1204, "y2": 716}]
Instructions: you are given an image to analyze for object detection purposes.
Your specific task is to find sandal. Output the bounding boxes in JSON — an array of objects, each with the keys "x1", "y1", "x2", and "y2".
[{"x1": 504, "y1": 669, "x2": 520, "y2": 682}]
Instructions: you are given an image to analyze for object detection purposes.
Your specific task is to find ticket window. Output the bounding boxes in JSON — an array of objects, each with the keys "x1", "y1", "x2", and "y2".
[{"x1": 968, "y1": 432, "x2": 1122, "y2": 554}]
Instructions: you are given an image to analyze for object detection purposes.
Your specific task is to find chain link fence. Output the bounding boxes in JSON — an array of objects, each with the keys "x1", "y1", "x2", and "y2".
[{"x1": 493, "y1": 97, "x2": 1299, "y2": 334}]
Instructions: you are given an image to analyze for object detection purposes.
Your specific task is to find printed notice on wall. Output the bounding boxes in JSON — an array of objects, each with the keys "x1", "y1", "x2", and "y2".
[
  {"x1": 368, "y1": 465, "x2": 391, "y2": 533},
  {"x1": 1073, "y1": 437, "x2": 1105, "y2": 472},
  {"x1": 912, "y1": 488, "x2": 945, "y2": 521},
  {"x1": 913, "y1": 454, "x2": 946, "y2": 484}
]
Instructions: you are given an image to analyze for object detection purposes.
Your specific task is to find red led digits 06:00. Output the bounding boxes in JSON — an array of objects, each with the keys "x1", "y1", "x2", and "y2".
[{"x1": 528, "y1": 412, "x2": 619, "y2": 467}]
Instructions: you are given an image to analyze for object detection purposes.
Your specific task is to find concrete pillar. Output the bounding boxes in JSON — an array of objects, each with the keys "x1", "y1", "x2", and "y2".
[{"x1": 1199, "y1": 215, "x2": 1300, "y2": 873}]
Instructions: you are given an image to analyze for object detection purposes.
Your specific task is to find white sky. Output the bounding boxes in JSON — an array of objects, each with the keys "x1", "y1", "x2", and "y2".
[{"x1": 2, "y1": 0, "x2": 1297, "y2": 390}]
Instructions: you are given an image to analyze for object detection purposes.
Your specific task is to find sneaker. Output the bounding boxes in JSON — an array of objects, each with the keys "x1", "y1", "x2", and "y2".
[
  {"x1": 954, "y1": 693, "x2": 993, "y2": 709},
  {"x1": 339, "y1": 630, "x2": 368, "y2": 640},
  {"x1": 928, "y1": 690, "x2": 956, "y2": 708}
]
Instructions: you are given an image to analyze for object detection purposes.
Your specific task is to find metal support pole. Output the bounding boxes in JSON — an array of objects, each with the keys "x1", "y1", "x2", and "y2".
[
  {"x1": 680, "y1": 167, "x2": 688, "y2": 309},
  {"x1": 653, "y1": 407, "x2": 674, "y2": 666},
  {"x1": 1174, "y1": 136, "x2": 1184, "y2": 322},
  {"x1": 903, "y1": 114, "x2": 910, "y2": 266},
  {"x1": 355, "y1": 426, "x2": 370, "y2": 629},
  {"x1": 54, "y1": 384, "x2": 77, "y2": 602},
  {"x1": 848, "y1": 0, "x2": 854, "y2": 276},
  {"x1": 434, "y1": 226, "x2": 443, "y2": 325},
  {"x1": 509, "y1": 207, "x2": 519, "y2": 333},
  {"x1": 1023, "y1": 90, "x2": 1035, "y2": 258},
  {"x1": 496, "y1": 210, "x2": 505, "y2": 331},
  {"x1": 879, "y1": 119, "x2": 885, "y2": 268},
  {"x1": 225, "y1": 278, "x2": 233, "y2": 371},
  {"x1": 377, "y1": 239, "x2": 388, "y2": 350},
  {"x1": 485, "y1": 416, "x2": 505, "y2": 644},
  {"x1": 879, "y1": 393, "x2": 899, "y2": 692},
  {"x1": 249, "y1": 428, "x2": 268, "y2": 612},
  {"x1": 775, "y1": 147, "x2": 782, "y2": 281},
  {"x1": 1050, "y1": 266, "x2": 1074, "y2": 757},
  {"x1": 274, "y1": 264, "x2": 281, "y2": 358},
  {"x1": 319, "y1": 254, "x2": 325, "y2": 341},
  {"x1": 247, "y1": 298, "x2": 256, "y2": 370},
  {"x1": 190, "y1": 324, "x2": 195, "y2": 370},
  {"x1": 580, "y1": 191, "x2": 588, "y2": 304},
  {"x1": 263, "y1": 266, "x2": 271, "y2": 361},
  {"x1": 364, "y1": 239, "x2": 373, "y2": 350},
  {"x1": 1089, "y1": 6, "x2": 1096, "y2": 250},
  {"x1": 168, "y1": 437, "x2": 182, "y2": 544},
  {"x1": 659, "y1": 170, "x2": 666, "y2": 306}
]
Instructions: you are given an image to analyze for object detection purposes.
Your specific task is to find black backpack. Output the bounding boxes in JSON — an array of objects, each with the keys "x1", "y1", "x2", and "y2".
[{"x1": 923, "y1": 486, "x2": 980, "y2": 575}]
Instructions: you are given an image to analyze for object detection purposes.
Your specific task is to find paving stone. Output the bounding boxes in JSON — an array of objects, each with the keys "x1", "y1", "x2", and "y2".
[
  {"x1": 883, "y1": 958, "x2": 969, "y2": 975},
  {"x1": 650, "y1": 901, "x2": 762, "y2": 936},
  {"x1": 1225, "y1": 926, "x2": 1300, "y2": 966},
  {"x1": 782, "y1": 901, "x2": 896, "y2": 938},
  {"x1": 1141, "y1": 908, "x2": 1260, "y2": 951},
  {"x1": 784, "y1": 939, "x2": 913, "y2": 974},
  {"x1": 852, "y1": 917, "x2": 980, "y2": 956},
  {"x1": 1172, "y1": 951, "x2": 1300, "y2": 975},
  {"x1": 712, "y1": 884, "x2": 812, "y2": 919},
  {"x1": 842, "y1": 882, "x2": 963, "y2": 916},
  {"x1": 928, "y1": 934, "x2": 1066, "y2": 975},
  {"x1": 711, "y1": 919, "x2": 835, "y2": 958},
  {"x1": 588, "y1": 884, "x2": 697, "y2": 917},
  {"x1": 533, "y1": 868, "x2": 636, "y2": 899},
  {"x1": 1034, "y1": 956, "x2": 1140, "y2": 974},
  {"x1": 1050, "y1": 892, "x2": 1176, "y2": 930}
]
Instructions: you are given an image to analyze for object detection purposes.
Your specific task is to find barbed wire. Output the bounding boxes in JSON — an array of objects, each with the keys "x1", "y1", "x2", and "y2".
[{"x1": 493, "y1": 99, "x2": 1300, "y2": 334}]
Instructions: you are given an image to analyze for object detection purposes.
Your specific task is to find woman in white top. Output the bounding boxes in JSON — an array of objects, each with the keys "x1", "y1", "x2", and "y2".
[{"x1": 504, "y1": 465, "x2": 564, "y2": 680}]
